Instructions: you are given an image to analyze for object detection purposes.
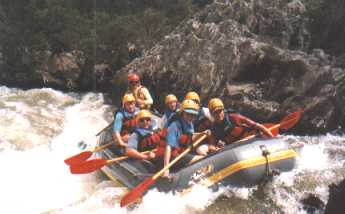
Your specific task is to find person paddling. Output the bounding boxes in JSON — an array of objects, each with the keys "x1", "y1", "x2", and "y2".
[
  {"x1": 112, "y1": 94, "x2": 139, "y2": 155},
  {"x1": 126, "y1": 110, "x2": 166, "y2": 160},
  {"x1": 126, "y1": 72, "x2": 153, "y2": 110},
  {"x1": 160, "y1": 94, "x2": 180, "y2": 128},
  {"x1": 197, "y1": 98, "x2": 274, "y2": 155},
  {"x1": 184, "y1": 91, "x2": 213, "y2": 132},
  {"x1": 163, "y1": 99, "x2": 205, "y2": 177}
]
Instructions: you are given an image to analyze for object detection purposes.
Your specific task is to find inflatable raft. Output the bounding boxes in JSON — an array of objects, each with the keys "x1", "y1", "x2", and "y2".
[{"x1": 96, "y1": 127, "x2": 299, "y2": 192}]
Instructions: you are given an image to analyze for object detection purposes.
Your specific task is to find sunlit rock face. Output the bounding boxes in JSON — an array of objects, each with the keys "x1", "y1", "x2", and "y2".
[{"x1": 114, "y1": 0, "x2": 345, "y2": 134}]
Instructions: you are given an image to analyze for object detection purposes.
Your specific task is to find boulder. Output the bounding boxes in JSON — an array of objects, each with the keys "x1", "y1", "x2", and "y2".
[
  {"x1": 43, "y1": 50, "x2": 85, "y2": 90},
  {"x1": 325, "y1": 178, "x2": 345, "y2": 214},
  {"x1": 113, "y1": 0, "x2": 345, "y2": 134}
]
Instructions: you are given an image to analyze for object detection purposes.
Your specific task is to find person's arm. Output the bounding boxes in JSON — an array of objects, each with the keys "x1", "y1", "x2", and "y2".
[
  {"x1": 163, "y1": 122, "x2": 179, "y2": 177},
  {"x1": 137, "y1": 87, "x2": 153, "y2": 105},
  {"x1": 253, "y1": 122, "x2": 274, "y2": 137},
  {"x1": 160, "y1": 114, "x2": 168, "y2": 128},
  {"x1": 192, "y1": 129, "x2": 211, "y2": 140},
  {"x1": 126, "y1": 148, "x2": 155, "y2": 160},
  {"x1": 126, "y1": 133, "x2": 152, "y2": 160},
  {"x1": 112, "y1": 112, "x2": 127, "y2": 147},
  {"x1": 112, "y1": 132, "x2": 127, "y2": 147},
  {"x1": 207, "y1": 133, "x2": 217, "y2": 145},
  {"x1": 232, "y1": 113, "x2": 274, "y2": 137},
  {"x1": 163, "y1": 144, "x2": 172, "y2": 177}
]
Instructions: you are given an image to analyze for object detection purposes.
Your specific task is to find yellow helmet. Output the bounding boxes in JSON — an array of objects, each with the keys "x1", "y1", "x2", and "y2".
[
  {"x1": 165, "y1": 94, "x2": 178, "y2": 105},
  {"x1": 136, "y1": 110, "x2": 152, "y2": 122},
  {"x1": 180, "y1": 99, "x2": 200, "y2": 115},
  {"x1": 185, "y1": 91, "x2": 200, "y2": 104},
  {"x1": 208, "y1": 98, "x2": 224, "y2": 112},
  {"x1": 122, "y1": 94, "x2": 136, "y2": 105}
]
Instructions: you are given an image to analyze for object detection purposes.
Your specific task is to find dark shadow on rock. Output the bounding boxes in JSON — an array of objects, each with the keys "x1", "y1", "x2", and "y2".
[
  {"x1": 301, "y1": 193, "x2": 325, "y2": 213},
  {"x1": 325, "y1": 178, "x2": 345, "y2": 214}
]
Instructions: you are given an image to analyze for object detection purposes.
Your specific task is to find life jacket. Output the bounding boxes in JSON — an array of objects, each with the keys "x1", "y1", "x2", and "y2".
[
  {"x1": 164, "y1": 110, "x2": 174, "y2": 122},
  {"x1": 194, "y1": 117, "x2": 211, "y2": 132},
  {"x1": 163, "y1": 104, "x2": 179, "y2": 127},
  {"x1": 133, "y1": 86, "x2": 151, "y2": 109},
  {"x1": 135, "y1": 128, "x2": 167, "y2": 154},
  {"x1": 114, "y1": 108, "x2": 137, "y2": 135},
  {"x1": 170, "y1": 116, "x2": 193, "y2": 157},
  {"x1": 212, "y1": 109, "x2": 256, "y2": 144},
  {"x1": 164, "y1": 106, "x2": 177, "y2": 120},
  {"x1": 194, "y1": 107, "x2": 212, "y2": 132}
]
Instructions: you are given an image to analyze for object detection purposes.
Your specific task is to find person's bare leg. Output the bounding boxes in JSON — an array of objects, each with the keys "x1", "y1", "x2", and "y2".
[
  {"x1": 188, "y1": 155, "x2": 204, "y2": 164},
  {"x1": 196, "y1": 144, "x2": 209, "y2": 156}
]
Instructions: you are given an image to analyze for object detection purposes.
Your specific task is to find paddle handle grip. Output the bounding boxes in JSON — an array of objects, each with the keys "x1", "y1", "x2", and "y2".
[{"x1": 106, "y1": 149, "x2": 158, "y2": 164}]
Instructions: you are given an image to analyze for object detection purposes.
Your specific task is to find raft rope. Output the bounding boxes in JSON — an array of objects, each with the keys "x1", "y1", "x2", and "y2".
[{"x1": 259, "y1": 145, "x2": 280, "y2": 184}]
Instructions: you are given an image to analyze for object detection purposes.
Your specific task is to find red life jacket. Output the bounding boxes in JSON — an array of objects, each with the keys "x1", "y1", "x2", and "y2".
[
  {"x1": 136, "y1": 129, "x2": 167, "y2": 154},
  {"x1": 194, "y1": 108, "x2": 211, "y2": 132},
  {"x1": 122, "y1": 117, "x2": 137, "y2": 134},
  {"x1": 211, "y1": 109, "x2": 257, "y2": 144},
  {"x1": 171, "y1": 118, "x2": 193, "y2": 157},
  {"x1": 115, "y1": 109, "x2": 137, "y2": 135},
  {"x1": 223, "y1": 113, "x2": 257, "y2": 143},
  {"x1": 195, "y1": 117, "x2": 212, "y2": 132}
]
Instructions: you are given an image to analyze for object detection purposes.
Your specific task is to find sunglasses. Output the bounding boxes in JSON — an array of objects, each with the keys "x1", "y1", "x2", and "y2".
[
  {"x1": 129, "y1": 81, "x2": 139, "y2": 84},
  {"x1": 184, "y1": 112, "x2": 197, "y2": 117},
  {"x1": 139, "y1": 118, "x2": 151, "y2": 122},
  {"x1": 126, "y1": 101, "x2": 136, "y2": 105},
  {"x1": 211, "y1": 109, "x2": 223, "y2": 115}
]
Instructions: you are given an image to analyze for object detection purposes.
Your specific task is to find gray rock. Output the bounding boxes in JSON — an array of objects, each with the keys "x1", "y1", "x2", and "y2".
[
  {"x1": 325, "y1": 178, "x2": 345, "y2": 214},
  {"x1": 113, "y1": 0, "x2": 345, "y2": 134}
]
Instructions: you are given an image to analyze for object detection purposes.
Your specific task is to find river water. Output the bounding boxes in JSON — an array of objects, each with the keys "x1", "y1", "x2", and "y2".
[{"x1": 0, "y1": 86, "x2": 344, "y2": 214}]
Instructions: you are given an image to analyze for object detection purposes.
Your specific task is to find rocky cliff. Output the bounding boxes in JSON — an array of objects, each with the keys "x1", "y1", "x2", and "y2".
[
  {"x1": 113, "y1": 0, "x2": 345, "y2": 134},
  {"x1": 2, "y1": 0, "x2": 345, "y2": 134}
]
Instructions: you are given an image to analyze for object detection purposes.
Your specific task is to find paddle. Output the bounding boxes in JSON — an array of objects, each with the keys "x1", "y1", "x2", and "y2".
[
  {"x1": 120, "y1": 133, "x2": 208, "y2": 207},
  {"x1": 64, "y1": 141, "x2": 114, "y2": 166},
  {"x1": 69, "y1": 149, "x2": 157, "y2": 174},
  {"x1": 75, "y1": 122, "x2": 113, "y2": 150},
  {"x1": 96, "y1": 123, "x2": 113, "y2": 136},
  {"x1": 236, "y1": 109, "x2": 303, "y2": 144},
  {"x1": 64, "y1": 122, "x2": 114, "y2": 166},
  {"x1": 262, "y1": 123, "x2": 279, "y2": 136},
  {"x1": 277, "y1": 109, "x2": 303, "y2": 131},
  {"x1": 120, "y1": 109, "x2": 302, "y2": 207}
]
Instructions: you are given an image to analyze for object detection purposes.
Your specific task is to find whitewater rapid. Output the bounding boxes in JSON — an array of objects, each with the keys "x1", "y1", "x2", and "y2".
[{"x1": 0, "y1": 86, "x2": 344, "y2": 214}]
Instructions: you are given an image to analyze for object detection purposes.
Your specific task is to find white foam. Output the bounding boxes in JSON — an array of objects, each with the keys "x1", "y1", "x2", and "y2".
[
  {"x1": 51, "y1": 93, "x2": 110, "y2": 159},
  {"x1": 132, "y1": 185, "x2": 217, "y2": 214},
  {"x1": 0, "y1": 88, "x2": 113, "y2": 214},
  {"x1": 0, "y1": 147, "x2": 88, "y2": 214},
  {"x1": 58, "y1": 186, "x2": 127, "y2": 214},
  {"x1": 297, "y1": 143, "x2": 328, "y2": 170}
]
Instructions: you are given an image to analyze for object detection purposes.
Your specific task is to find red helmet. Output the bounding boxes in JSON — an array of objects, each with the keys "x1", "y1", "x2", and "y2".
[{"x1": 127, "y1": 73, "x2": 140, "y2": 82}]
